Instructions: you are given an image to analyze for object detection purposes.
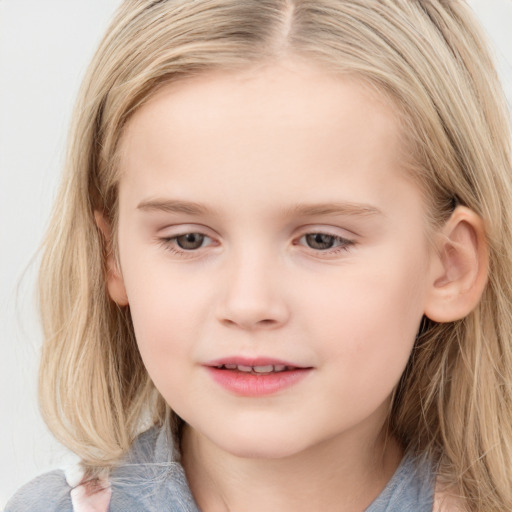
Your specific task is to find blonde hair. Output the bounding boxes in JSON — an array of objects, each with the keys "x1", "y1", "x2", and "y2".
[{"x1": 39, "y1": 1, "x2": 512, "y2": 509}]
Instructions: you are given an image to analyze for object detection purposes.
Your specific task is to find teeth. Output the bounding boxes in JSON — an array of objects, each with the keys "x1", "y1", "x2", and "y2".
[
  {"x1": 218, "y1": 364, "x2": 292, "y2": 373},
  {"x1": 252, "y1": 365, "x2": 274, "y2": 373}
]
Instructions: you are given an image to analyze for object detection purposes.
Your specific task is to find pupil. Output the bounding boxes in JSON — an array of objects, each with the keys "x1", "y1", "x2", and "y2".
[
  {"x1": 306, "y1": 233, "x2": 334, "y2": 250},
  {"x1": 176, "y1": 233, "x2": 204, "y2": 250}
]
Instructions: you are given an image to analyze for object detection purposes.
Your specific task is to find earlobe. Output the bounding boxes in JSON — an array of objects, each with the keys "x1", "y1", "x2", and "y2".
[
  {"x1": 424, "y1": 206, "x2": 488, "y2": 323},
  {"x1": 94, "y1": 211, "x2": 129, "y2": 307}
]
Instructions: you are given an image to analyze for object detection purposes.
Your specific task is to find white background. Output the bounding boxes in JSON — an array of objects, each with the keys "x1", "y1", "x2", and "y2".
[{"x1": 1, "y1": 0, "x2": 511, "y2": 507}]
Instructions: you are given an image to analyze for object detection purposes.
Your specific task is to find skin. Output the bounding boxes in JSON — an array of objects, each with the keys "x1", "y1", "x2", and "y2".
[{"x1": 105, "y1": 58, "x2": 486, "y2": 511}]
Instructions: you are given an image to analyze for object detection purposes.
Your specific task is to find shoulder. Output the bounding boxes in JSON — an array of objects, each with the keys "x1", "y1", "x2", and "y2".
[
  {"x1": 4, "y1": 427, "x2": 197, "y2": 512},
  {"x1": 4, "y1": 469, "x2": 73, "y2": 512},
  {"x1": 108, "y1": 426, "x2": 199, "y2": 511}
]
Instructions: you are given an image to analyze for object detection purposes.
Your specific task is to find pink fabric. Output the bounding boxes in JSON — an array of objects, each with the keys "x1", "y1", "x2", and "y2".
[{"x1": 70, "y1": 480, "x2": 111, "y2": 512}]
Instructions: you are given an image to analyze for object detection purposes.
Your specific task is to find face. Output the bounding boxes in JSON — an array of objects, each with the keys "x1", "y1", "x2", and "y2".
[{"x1": 113, "y1": 59, "x2": 436, "y2": 459}]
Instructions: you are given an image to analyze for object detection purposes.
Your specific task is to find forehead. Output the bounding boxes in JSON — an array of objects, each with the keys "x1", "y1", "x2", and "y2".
[
  {"x1": 126, "y1": 61, "x2": 399, "y2": 140},
  {"x1": 117, "y1": 59, "x2": 413, "y2": 216}
]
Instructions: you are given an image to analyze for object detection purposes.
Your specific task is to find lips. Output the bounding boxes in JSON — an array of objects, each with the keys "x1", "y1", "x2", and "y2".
[
  {"x1": 204, "y1": 357, "x2": 312, "y2": 396},
  {"x1": 214, "y1": 363, "x2": 294, "y2": 374}
]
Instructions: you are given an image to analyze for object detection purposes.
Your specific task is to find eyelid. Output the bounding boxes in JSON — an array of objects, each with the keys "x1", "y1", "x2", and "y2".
[
  {"x1": 295, "y1": 224, "x2": 358, "y2": 241},
  {"x1": 298, "y1": 233, "x2": 354, "y2": 248},
  {"x1": 157, "y1": 223, "x2": 219, "y2": 241}
]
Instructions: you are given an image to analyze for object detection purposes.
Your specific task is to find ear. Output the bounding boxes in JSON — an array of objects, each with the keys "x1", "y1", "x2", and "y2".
[
  {"x1": 94, "y1": 211, "x2": 129, "y2": 307},
  {"x1": 424, "y1": 206, "x2": 488, "y2": 323}
]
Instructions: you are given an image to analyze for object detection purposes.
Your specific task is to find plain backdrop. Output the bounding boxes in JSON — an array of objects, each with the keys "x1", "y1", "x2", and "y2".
[{"x1": 1, "y1": 0, "x2": 511, "y2": 507}]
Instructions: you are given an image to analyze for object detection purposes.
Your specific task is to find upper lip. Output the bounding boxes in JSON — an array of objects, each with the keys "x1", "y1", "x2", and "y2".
[{"x1": 204, "y1": 356, "x2": 310, "y2": 368}]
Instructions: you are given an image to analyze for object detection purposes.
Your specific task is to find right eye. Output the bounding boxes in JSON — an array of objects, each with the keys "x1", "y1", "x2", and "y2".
[{"x1": 158, "y1": 227, "x2": 218, "y2": 258}]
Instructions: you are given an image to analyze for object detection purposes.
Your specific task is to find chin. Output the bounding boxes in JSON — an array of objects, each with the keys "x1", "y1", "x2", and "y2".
[{"x1": 209, "y1": 428, "x2": 311, "y2": 460}]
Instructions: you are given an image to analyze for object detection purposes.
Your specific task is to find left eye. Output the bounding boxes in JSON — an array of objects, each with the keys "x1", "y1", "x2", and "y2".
[
  {"x1": 301, "y1": 233, "x2": 351, "y2": 250},
  {"x1": 174, "y1": 233, "x2": 208, "y2": 250}
]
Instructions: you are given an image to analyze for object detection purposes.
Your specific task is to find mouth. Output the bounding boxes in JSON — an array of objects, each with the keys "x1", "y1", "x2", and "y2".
[
  {"x1": 204, "y1": 357, "x2": 312, "y2": 396},
  {"x1": 212, "y1": 363, "x2": 298, "y2": 375}
]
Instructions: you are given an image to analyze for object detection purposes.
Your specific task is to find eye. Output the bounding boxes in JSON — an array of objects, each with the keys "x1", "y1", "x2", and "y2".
[
  {"x1": 158, "y1": 231, "x2": 216, "y2": 258},
  {"x1": 175, "y1": 233, "x2": 208, "y2": 250},
  {"x1": 299, "y1": 232, "x2": 354, "y2": 253},
  {"x1": 305, "y1": 233, "x2": 338, "y2": 250}
]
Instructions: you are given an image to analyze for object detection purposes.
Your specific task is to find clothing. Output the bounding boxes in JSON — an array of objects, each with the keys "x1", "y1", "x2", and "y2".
[{"x1": 5, "y1": 427, "x2": 435, "y2": 512}]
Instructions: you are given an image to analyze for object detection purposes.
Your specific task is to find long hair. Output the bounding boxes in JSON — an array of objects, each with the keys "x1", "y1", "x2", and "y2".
[{"x1": 38, "y1": 1, "x2": 512, "y2": 509}]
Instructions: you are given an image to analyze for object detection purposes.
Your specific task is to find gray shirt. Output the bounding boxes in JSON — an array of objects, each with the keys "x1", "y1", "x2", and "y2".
[{"x1": 5, "y1": 427, "x2": 434, "y2": 511}]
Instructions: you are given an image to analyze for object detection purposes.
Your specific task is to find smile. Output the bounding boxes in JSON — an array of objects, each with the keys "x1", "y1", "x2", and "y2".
[
  {"x1": 214, "y1": 364, "x2": 293, "y2": 374},
  {"x1": 205, "y1": 357, "x2": 312, "y2": 396}
]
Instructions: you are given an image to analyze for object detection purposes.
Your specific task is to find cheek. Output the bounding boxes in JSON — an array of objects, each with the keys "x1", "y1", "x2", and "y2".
[
  {"x1": 121, "y1": 258, "x2": 211, "y2": 376},
  {"x1": 127, "y1": 285, "x2": 206, "y2": 411},
  {"x1": 303, "y1": 249, "x2": 429, "y2": 393}
]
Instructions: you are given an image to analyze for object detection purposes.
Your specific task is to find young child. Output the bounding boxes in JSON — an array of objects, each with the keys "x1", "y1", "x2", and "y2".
[{"x1": 6, "y1": 0, "x2": 512, "y2": 511}]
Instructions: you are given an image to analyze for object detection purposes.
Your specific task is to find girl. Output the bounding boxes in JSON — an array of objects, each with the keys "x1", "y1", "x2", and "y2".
[{"x1": 6, "y1": 0, "x2": 512, "y2": 511}]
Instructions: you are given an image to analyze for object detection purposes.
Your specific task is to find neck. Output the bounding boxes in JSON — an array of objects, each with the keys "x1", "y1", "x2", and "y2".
[{"x1": 181, "y1": 420, "x2": 402, "y2": 512}]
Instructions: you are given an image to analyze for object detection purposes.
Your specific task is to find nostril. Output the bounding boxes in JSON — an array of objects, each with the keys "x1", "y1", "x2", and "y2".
[{"x1": 220, "y1": 316, "x2": 281, "y2": 330}]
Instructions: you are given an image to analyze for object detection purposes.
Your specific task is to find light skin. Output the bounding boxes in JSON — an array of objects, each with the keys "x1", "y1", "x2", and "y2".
[{"x1": 98, "y1": 58, "x2": 487, "y2": 512}]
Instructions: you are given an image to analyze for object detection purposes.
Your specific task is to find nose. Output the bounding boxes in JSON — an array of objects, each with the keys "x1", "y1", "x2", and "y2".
[{"x1": 215, "y1": 251, "x2": 290, "y2": 330}]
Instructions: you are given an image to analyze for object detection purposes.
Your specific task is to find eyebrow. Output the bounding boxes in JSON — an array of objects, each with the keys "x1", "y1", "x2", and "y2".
[
  {"x1": 137, "y1": 199, "x2": 217, "y2": 215},
  {"x1": 137, "y1": 198, "x2": 382, "y2": 218},
  {"x1": 286, "y1": 202, "x2": 382, "y2": 217}
]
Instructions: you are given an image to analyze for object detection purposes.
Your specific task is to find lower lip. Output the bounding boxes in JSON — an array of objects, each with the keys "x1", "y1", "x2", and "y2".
[{"x1": 205, "y1": 367, "x2": 311, "y2": 397}]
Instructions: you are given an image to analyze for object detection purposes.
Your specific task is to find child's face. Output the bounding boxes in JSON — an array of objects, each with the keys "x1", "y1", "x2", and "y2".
[{"x1": 113, "y1": 59, "x2": 436, "y2": 458}]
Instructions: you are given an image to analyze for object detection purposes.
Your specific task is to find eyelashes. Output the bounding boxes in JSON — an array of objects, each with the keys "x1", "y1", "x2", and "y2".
[
  {"x1": 299, "y1": 233, "x2": 352, "y2": 252},
  {"x1": 157, "y1": 232, "x2": 216, "y2": 258},
  {"x1": 158, "y1": 231, "x2": 355, "y2": 258}
]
